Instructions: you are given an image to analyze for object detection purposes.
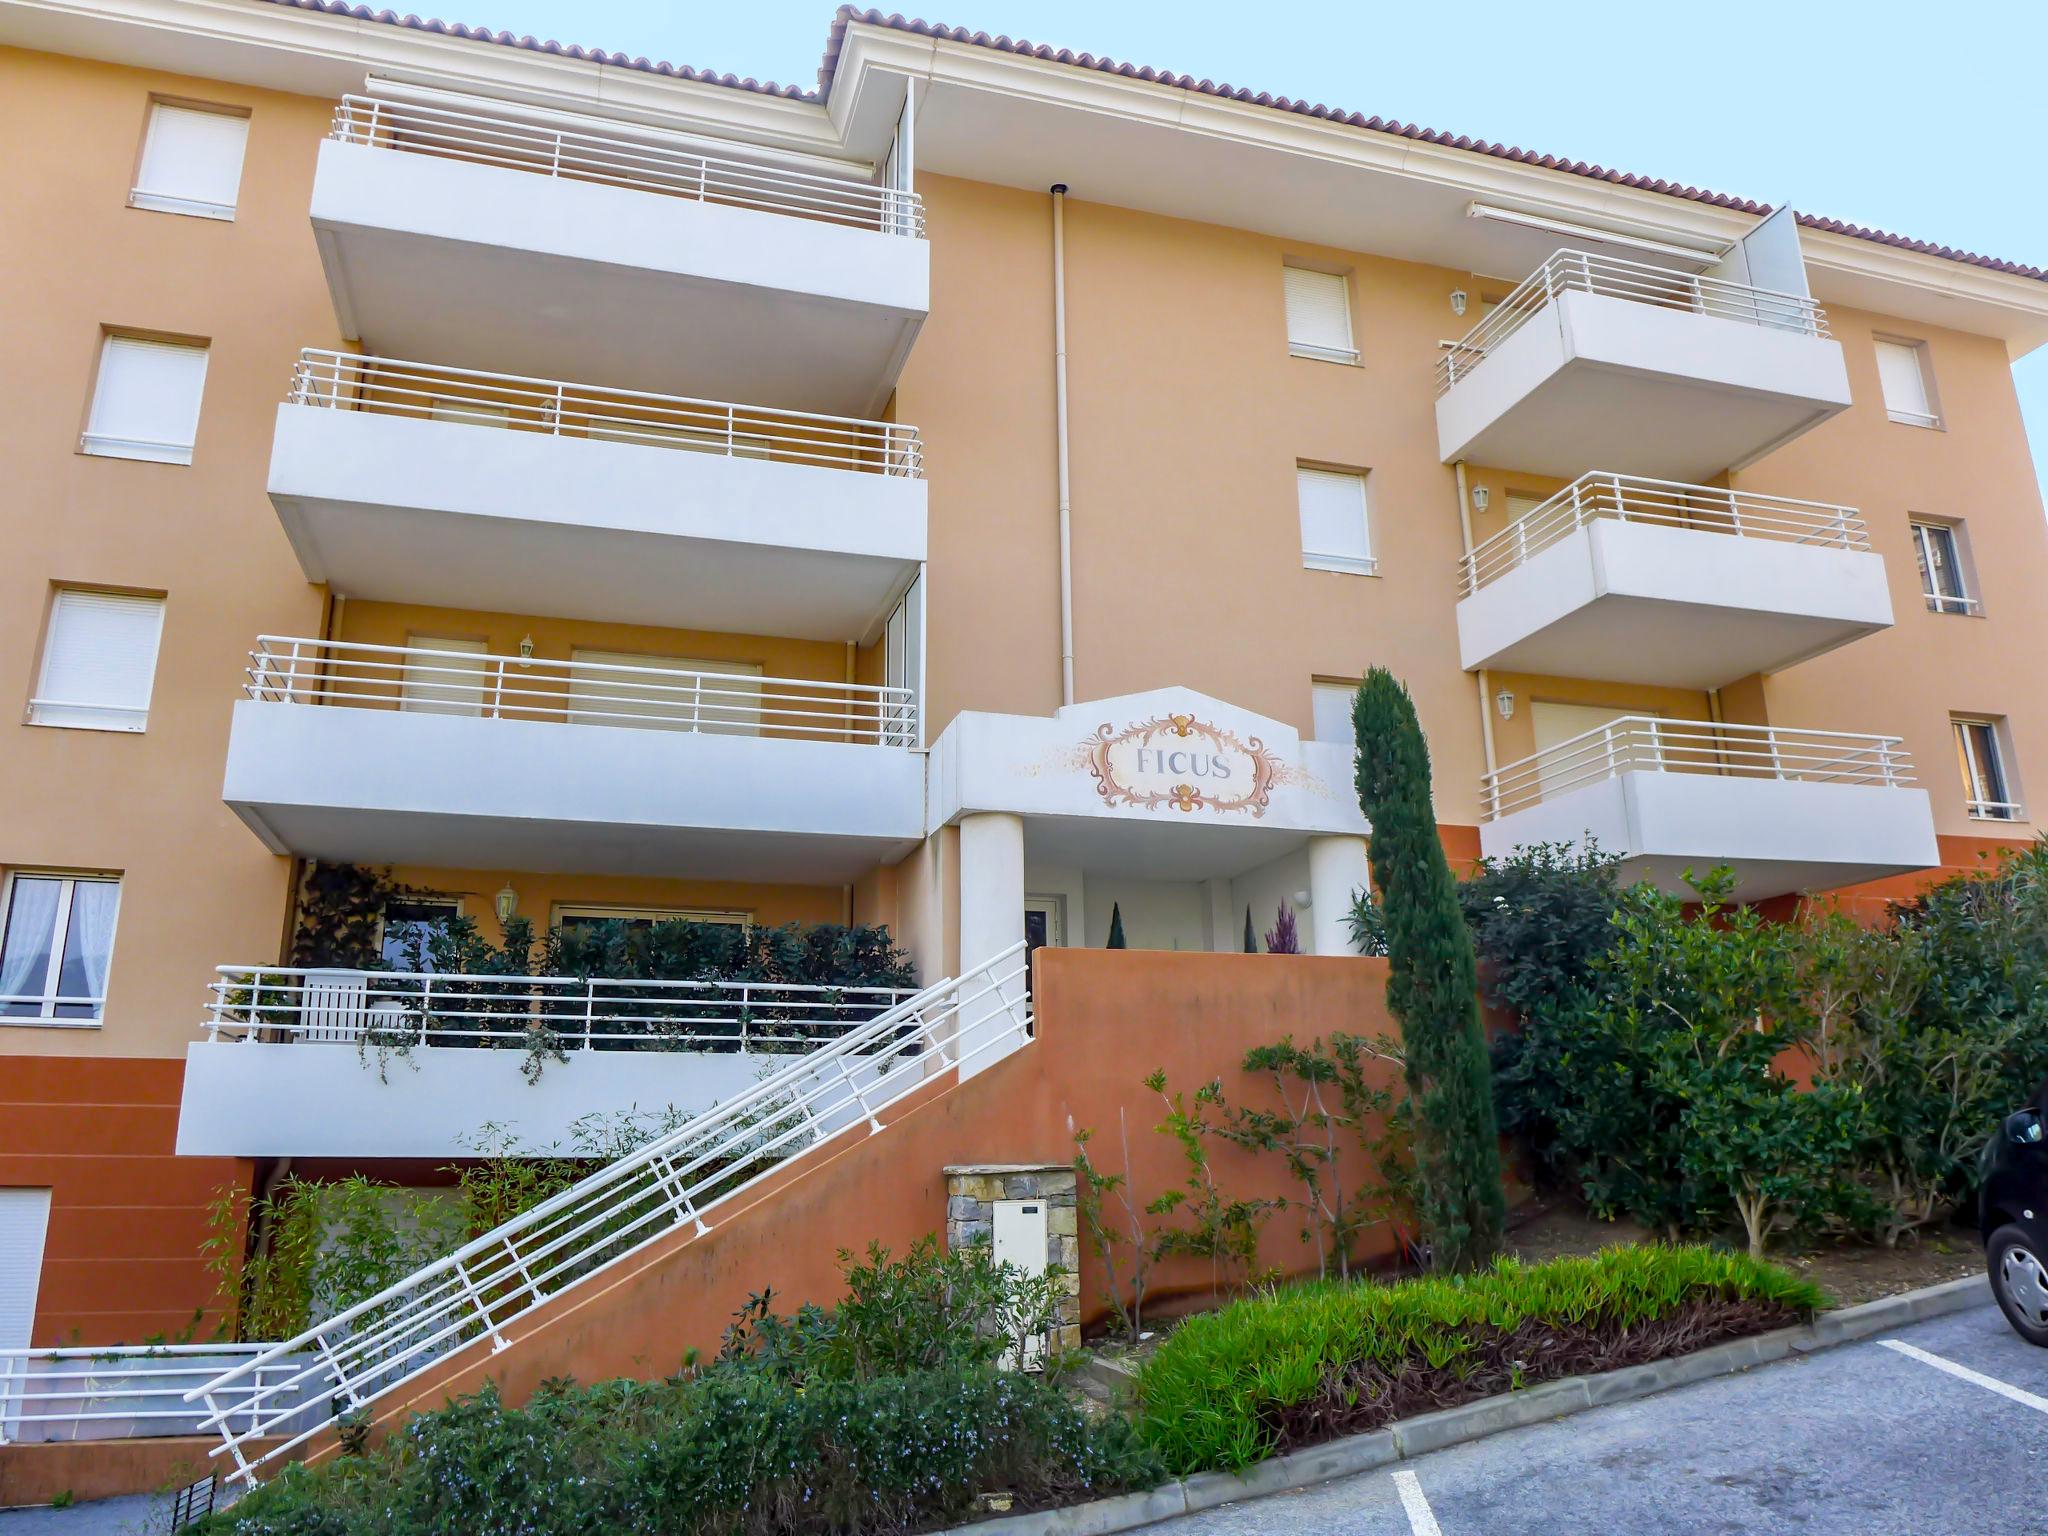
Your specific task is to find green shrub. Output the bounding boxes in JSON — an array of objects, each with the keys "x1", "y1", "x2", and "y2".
[
  {"x1": 202, "y1": 1243, "x2": 1160, "y2": 1536},
  {"x1": 1350, "y1": 670, "x2": 1504, "y2": 1270},
  {"x1": 1135, "y1": 1245, "x2": 1823, "y2": 1474}
]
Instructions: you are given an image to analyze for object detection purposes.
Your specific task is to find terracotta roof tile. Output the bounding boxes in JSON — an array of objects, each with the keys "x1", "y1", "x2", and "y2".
[{"x1": 255, "y1": 0, "x2": 2048, "y2": 284}]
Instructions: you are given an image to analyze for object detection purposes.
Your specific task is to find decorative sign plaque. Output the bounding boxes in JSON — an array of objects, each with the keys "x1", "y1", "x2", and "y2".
[{"x1": 1084, "y1": 714, "x2": 1279, "y2": 816}]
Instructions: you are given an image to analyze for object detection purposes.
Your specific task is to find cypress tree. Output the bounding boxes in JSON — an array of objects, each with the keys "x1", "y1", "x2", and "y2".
[
  {"x1": 1106, "y1": 902, "x2": 1127, "y2": 949},
  {"x1": 1351, "y1": 668, "x2": 1504, "y2": 1270},
  {"x1": 1243, "y1": 906, "x2": 1258, "y2": 953}
]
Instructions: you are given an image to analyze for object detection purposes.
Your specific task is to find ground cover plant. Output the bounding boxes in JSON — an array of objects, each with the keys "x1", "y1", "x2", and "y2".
[
  {"x1": 1134, "y1": 1245, "x2": 1824, "y2": 1474},
  {"x1": 194, "y1": 1239, "x2": 1162, "y2": 1536}
]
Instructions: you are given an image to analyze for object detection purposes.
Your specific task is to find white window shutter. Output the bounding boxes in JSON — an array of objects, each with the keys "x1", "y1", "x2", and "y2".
[
  {"x1": 0, "y1": 1189, "x2": 52, "y2": 1349},
  {"x1": 133, "y1": 103, "x2": 249, "y2": 218},
  {"x1": 31, "y1": 590, "x2": 167, "y2": 731},
  {"x1": 83, "y1": 337, "x2": 209, "y2": 463},
  {"x1": 1874, "y1": 341, "x2": 1934, "y2": 424},
  {"x1": 1283, "y1": 268, "x2": 1355, "y2": 360},
  {"x1": 1312, "y1": 683, "x2": 1358, "y2": 749},
  {"x1": 1298, "y1": 467, "x2": 1373, "y2": 573},
  {"x1": 398, "y1": 635, "x2": 489, "y2": 717}
]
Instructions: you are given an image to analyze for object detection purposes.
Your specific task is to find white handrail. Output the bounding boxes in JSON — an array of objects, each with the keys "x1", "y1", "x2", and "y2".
[
  {"x1": 1437, "y1": 248, "x2": 1831, "y2": 395},
  {"x1": 0, "y1": 1346, "x2": 310, "y2": 1445},
  {"x1": 1458, "y1": 472, "x2": 1869, "y2": 595},
  {"x1": 288, "y1": 349, "x2": 923, "y2": 477},
  {"x1": 245, "y1": 636, "x2": 919, "y2": 749},
  {"x1": 204, "y1": 967, "x2": 918, "y2": 1050},
  {"x1": 333, "y1": 94, "x2": 924, "y2": 237},
  {"x1": 189, "y1": 942, "x2": 1034, "y2": 1484},
  {"x1": 1481, "y1": 717, "x2": 1913, "y2": 820}
]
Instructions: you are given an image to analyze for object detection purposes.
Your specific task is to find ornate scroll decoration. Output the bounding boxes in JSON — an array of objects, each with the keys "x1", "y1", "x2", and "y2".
[{"x1": 1084, "y1": 715, "x2": 1279, "y2": 817}]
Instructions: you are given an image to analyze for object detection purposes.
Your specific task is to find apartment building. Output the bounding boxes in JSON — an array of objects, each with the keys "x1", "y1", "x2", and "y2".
[{"x1": 2, "y1": 0, "x2": 2046, "y2": 1370}]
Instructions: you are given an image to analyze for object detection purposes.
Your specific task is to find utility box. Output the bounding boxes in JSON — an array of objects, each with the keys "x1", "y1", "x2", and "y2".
[{"x1": 943, "y1": 1163, "x2": 1082, "y2": 1361}]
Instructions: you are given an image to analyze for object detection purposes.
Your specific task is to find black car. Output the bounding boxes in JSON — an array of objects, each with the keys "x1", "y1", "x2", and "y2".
[{"x1": 1981, "y1": 1080, "x2": 2048, "y2": 1347}]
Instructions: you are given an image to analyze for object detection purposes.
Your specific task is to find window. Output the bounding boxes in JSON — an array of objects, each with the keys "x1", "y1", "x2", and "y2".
[
  {"x1": 131, "y1": 101, "x2": 249, "y2": 219},
  {"x1": 1874, "y1": 338, "x2": 1940, "y2": 428},
  {"x1": 1911, "y1": 520, "x2": 1977, "y2": 614},
  {"x1": 568, "y1": 650, "x2": 762, "y2": 735},
  {"x1": 1953, "y1": 717, "x2": 2021, "y2": 821},
  {"x1": 399, "y1": 635, "x2": 489, "y2": 716},
  {"x1": 1282, "y1": 266, "x2": 1357, "y2": 363},
  {"x1": 29, "y1": 589, "x2": 166, "y2": 731},
  {"x1": 1297, "y1": 466, "x2": 1374, "y2": 575},
  {"x1": 1311, "y1": 681, "x2": 1358, "y2": 749},
  {"x1": 82, "y1": 334, "x2": 209, "y2": 464},
  {"x1": 553, "y1": 905, "x2": 747, "y2": 934},
  {"x1": 0, "y1": 874, "x2": 121, "y2": 1022},
  {"x1": 380, "y1": 897, "x2": 462, "y2": 971}
]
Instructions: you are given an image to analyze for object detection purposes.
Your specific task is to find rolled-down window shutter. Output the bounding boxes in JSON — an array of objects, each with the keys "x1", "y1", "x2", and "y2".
[
  {"x1": 1283, "y1": 267, "x2": 1355, "y2": 360},
  {"x1": 83, "y1": 336, "x2": 209, "y2": 463},
  {"x1": 31, "y1": 590, "x2": 167, "y2": 731},
  {"x1": 132, "y1": 103, "x2": 250, "y2": 217},
  {"x1": 1874, "y1": 340, "x2": 1935, "y2": 424},
  {"x1": 1297, "y1": 467, "x2": 1373, "y2": 573}
]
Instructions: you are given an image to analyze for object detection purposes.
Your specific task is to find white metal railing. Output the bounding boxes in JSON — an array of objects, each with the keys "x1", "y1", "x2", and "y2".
[
  {"x1": 1967, "y1": 798, "x2": 2025, "y2": 821},
  {"x1": 0, "y1": 1347, "x2": 315, "y2": 1445},
  {"x1": 1459, "y1": 473, "x2": 1869, "y2": 596},
  {"x1": 204, "y1": 967, "x2": 918, "y2": 1052},
  {"x1": 1482, "y1": 718, "x2": 1913, "y2": 820},
  {"x1": 333, "y1": 94, "x2": 924, "y2": 237},
  {"x1": 245, "y1": 636, "x2": 919, "y2": 749},
  {"x1": 287, "y1": 350, "x2": 923, "y2": 477},
  {"x1": 189, "y1": 943, "x2": 1034, "y2": 1483},
  {"x1": 1437, "y1": 248, "x2": 1831, "y2": 395}
]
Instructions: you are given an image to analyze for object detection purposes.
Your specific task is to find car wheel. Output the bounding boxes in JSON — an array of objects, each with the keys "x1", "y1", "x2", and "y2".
[{"x1": 1987, "y1": 1224, "x2": 2048, "y2": 1347}]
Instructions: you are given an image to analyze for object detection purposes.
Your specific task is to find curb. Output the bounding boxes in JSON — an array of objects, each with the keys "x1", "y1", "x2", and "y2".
[{"x1": 952, "y1": 1272, "x2": 1992, "y2": 1534}]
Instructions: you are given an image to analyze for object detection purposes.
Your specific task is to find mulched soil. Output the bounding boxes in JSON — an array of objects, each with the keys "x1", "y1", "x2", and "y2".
[{"x1": 1269, "y1": 1296, "x2": 1803, "y2": 1453}]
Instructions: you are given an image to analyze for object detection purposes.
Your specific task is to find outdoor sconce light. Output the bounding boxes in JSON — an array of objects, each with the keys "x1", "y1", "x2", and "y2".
[
  {"x1": 517, "y1": 634, "x2": 536, "y2": 662},
  {"x1": 1470, "y1": 484, "x2": 1490, "y2": 515},
  {"x1": 494, "y1": 883, "x2": 519, "y2": 924},
  {"x1": 1495, "y1": 689, "x2": 1517, "y2": 722},
  {"x1": 1450, "y1": 288, "x2": 1469, "y2": 317},
  {"x1": 1292, "y1": 889, "x2": 1314, "y2": 909}
]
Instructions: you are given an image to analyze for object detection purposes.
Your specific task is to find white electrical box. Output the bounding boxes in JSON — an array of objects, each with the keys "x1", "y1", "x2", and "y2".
[{"x1": 992, "y1": 1197, "x2": 1050, "y2": 1370}]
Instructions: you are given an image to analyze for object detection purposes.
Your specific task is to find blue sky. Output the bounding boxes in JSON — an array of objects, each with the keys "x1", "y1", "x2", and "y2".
[{"x1": 448, "y1": 0, "x2": 2048, "y2": 496}]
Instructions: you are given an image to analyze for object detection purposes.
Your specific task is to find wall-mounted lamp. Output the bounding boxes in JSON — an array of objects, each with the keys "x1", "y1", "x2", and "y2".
[
  {"x1": 1495, "y1": 689, "x2": 1517, "y2": 722},
  {"x1": 516, "y1": 634, "x2": 536, "y2": 662},
  {"x1": 1450, "y1": 288, "x2": 1469, "y2": 318},
  {"x1": 1470, "y1": 485, "x2": 1491, "y2": 515},
  {"x1": 494, "y1": 883, "x2": 520, "y2": 925},
  {"x1": 1292, "y1": 889, "x2": 1314, "y2": 910}
]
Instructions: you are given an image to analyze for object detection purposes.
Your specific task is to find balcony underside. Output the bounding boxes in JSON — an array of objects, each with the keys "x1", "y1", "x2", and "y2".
[
  {"x1": 222, "y1": 700, "x2": 923, "y2": 882},
  {"x1": 310, "y1": 140, "x2": 928, "y2": 416},
  {"x1": 1458, "y1": 521, "x2": 1893, "y2": 688},
  {"x1": 269, "y1": 406, "x2": 923, "y2": 638},
  {"x1": 1436, "y1": 290, "x2": 1852, "y2": 480},
  {"x1": 1478, "y1": 771, "x2": 1939, "y2": 903}
]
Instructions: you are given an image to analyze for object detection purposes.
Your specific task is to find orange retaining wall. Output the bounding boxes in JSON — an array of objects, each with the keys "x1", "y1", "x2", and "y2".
[
  {"x1": 329, "y1": 950, "x2": 1408, "y2": 1455},
  {"x1": 0, "y1": 1058, "x2": 250, "y2": 1345}
]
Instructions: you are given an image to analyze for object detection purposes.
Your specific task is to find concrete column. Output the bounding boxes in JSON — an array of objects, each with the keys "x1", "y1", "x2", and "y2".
[
  {"x1": 957, "y1": 812, "x2": 1027, "y2": 1079},
  {"x1": 1307, "y1": 834, "x2": 1371, "y2": 956}
]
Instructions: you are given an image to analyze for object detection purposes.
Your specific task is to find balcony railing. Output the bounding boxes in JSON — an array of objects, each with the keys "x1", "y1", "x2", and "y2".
[
  {"x1": 287, "y1": 350, "x2": 923, "y2": 477},
  {"x1": 332, "y1": 93, "x2": 924, "y2": 237},
  {"x1": 1459, "y1": 473, "x2": 1869, "y2": 596},
  {"x1": 245, "y1": 636, "x2": 919, "y2": 748},
  {"x1": 204, "y1": 968, "x2": 920, "y2": 1053},
  {"x1": 1483, "y1": 718, "x2": 1913, "y2": 820},
  {"x1": 0, "y1": 1346, "x2": 314, "y2": 1445},
  {"x1": 1437, "y1": 249, "x2": 1832, "y2": 395}
]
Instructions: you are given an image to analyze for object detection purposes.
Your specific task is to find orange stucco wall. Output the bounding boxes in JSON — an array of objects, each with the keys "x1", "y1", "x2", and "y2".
[{"x1": 329, "y1": 949, "x2": 1409, "y2": 1444}]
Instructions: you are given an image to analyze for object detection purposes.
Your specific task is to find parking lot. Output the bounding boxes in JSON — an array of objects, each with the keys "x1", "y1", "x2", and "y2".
[{"x1": 1170, "y1": 1301, "x2": 2046, "y2": 1534}]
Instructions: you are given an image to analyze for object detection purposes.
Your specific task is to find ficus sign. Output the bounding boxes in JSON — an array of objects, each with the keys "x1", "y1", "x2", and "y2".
[{"x1": 1085, "y1": 714, "x2": 1279, "y2": 816}]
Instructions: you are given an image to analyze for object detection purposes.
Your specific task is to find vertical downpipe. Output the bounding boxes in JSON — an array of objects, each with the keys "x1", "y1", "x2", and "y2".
[
  {"x1": 1051, "y1": 184, "x2": 1076, "y2": 707},
  {"x1": 1455, "y1": 462, "x2": 1498, "y2": 812}
]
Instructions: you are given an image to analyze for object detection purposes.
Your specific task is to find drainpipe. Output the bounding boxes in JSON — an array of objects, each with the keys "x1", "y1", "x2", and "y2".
[
  {"x1": 1455, "y1": 462, "x2": 1499, "y2": 809},
  {"x1": 1051, "y1": 184, "x2": 1076, "y2": 707}
]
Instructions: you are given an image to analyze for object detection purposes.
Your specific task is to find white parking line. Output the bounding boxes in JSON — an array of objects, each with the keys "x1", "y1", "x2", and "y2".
[
  {"x1": 1393, "y1": 1469, "x2": 1444, "y2": 1536},
  {"x1": 1879, "y1": 1338, "x2": 2048, "y2": 1413}
]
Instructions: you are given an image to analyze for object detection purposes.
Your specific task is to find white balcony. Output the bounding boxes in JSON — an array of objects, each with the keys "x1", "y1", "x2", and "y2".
[
  {"x1": 175, "y1": 967, "x2": 917, "y2": 1159},
  {"x1": 1456, "y1": 474, "x2": 1894, "y2": 689},
  {"x1": 268, "y1": 351, "x2": 925, "y2": 638},
  {"x1": 1479, "y1": 717, "x2": 1938, "y2": 902},
  {"x1": 1436, "y1": 251, "x2": 1852, "y2": 479},
  {"x1": 310, "y1": 95, "x2": 927, "y2": 414},
  {"x1": 222, "y1": 638, "x2": 924, "y2": 880}
]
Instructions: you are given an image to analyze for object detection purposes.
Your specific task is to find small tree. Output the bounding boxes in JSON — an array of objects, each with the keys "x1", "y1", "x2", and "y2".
[
  {"x1": 1243, "y1": 906, "x2": 1259, "y2": 954},
  {"x1": 1350, "y1": 670, "x2": 1504, "y2": 1270},
  {"x1": 1106, "y1": 902, "x2": 1128, "y2": 949},
  {"x1": 1264, "y1": 902, "x2": 1300, "y2": 955}
]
